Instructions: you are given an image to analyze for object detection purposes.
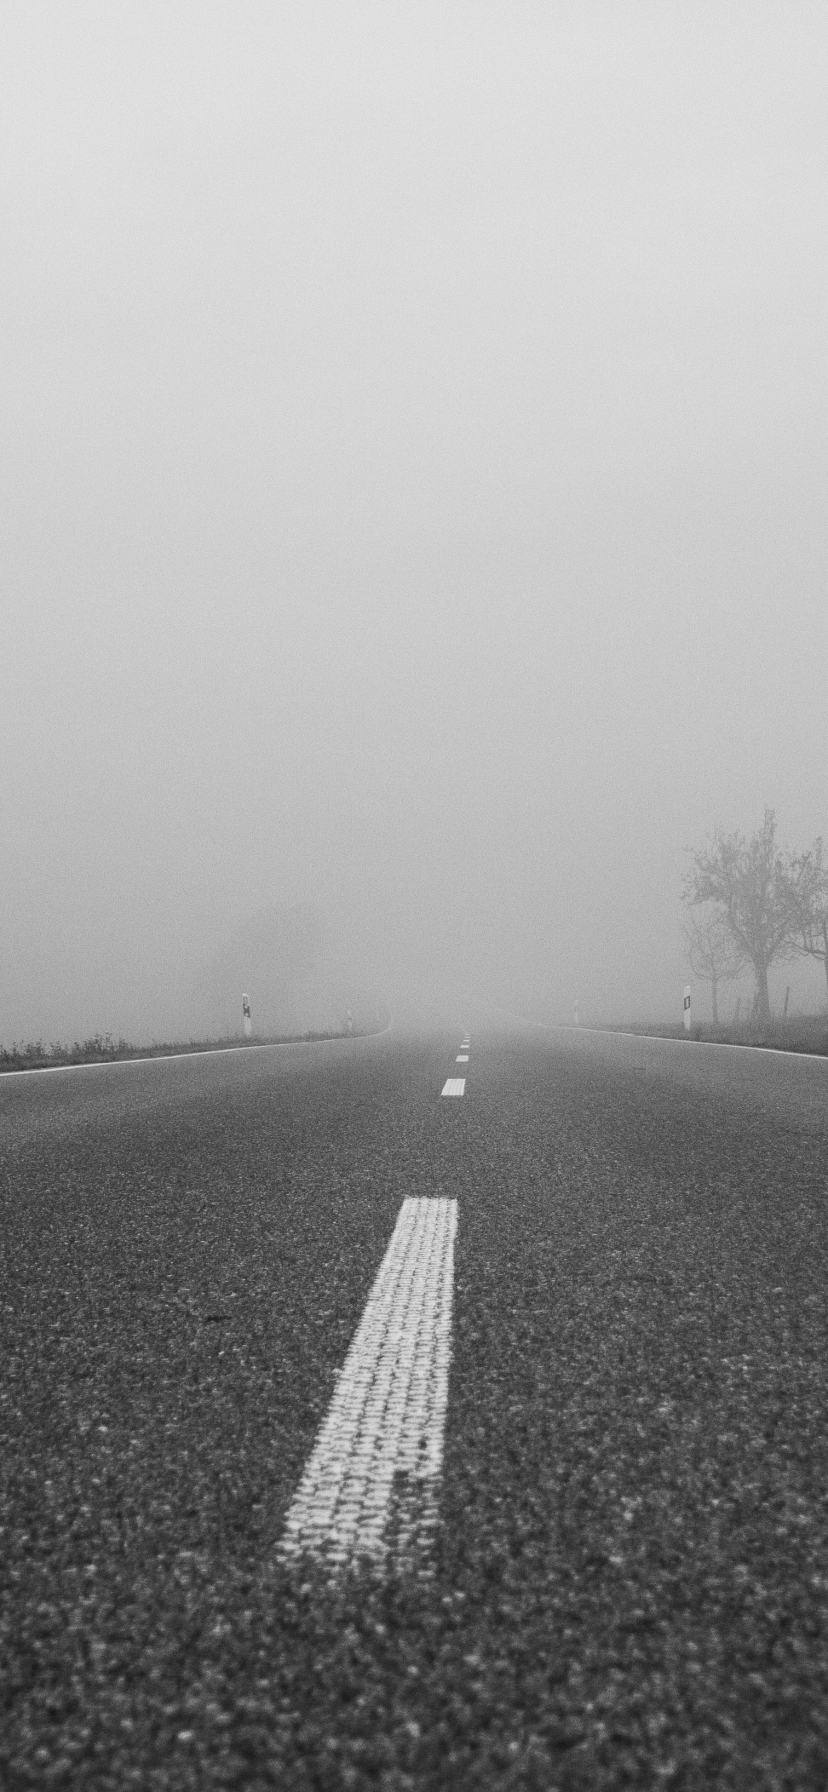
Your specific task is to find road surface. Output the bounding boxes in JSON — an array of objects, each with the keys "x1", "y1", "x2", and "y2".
[{"x1": 2, "y1": 1027, "x2": 828, "y2": 1788}]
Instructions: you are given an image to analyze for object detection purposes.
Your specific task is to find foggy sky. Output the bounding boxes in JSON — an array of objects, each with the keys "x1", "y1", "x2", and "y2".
[{"x1": 3, "y1": 3, "x2": 828, "y2": 1042}]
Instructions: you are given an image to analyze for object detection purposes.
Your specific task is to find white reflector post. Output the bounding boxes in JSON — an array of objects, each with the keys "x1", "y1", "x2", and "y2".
[
  {"x1": 242, "y1": 993, "x2": 252, "y2": 1039},
  {"x1": 683, "y1": 984, "x2": 691, "y2": 1033}
]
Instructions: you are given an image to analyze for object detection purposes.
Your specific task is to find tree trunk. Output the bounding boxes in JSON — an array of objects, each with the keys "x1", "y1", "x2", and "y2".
[
  {"x1": 711, "y1": 976, "x2": 719, "y2": 1027},
  {"x1": 755, "y1": 960, "x2": 771, "y2": 1024}
]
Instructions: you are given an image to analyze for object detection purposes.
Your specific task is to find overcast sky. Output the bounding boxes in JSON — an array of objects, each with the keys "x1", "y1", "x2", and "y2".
[{"x1": 2, "y1": 3, "x2": 827, "y2": 1040}]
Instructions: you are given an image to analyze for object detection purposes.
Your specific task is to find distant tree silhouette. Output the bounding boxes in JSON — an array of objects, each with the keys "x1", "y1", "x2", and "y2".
[
  {"x1": 682, "y1": 909, "x2": 744, "y2": 1026},
  {"x1": 787, "y1": 837, "x2": 828, "y2": 1000},
  {"x1": 683, "y1": 810, "x2": 807, "y2": 1024}
]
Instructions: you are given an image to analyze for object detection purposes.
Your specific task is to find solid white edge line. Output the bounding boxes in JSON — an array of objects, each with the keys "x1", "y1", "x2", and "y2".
[
  {"x1": 561, "y1": 1025, "x2": 828, "y2": 1065},
  {"x1": 0, "y1": 1016, "x2": 395, "y2": 1080},
  {"x1": 488, "y1": 1008, "x2": 828, "y2": 1066}
]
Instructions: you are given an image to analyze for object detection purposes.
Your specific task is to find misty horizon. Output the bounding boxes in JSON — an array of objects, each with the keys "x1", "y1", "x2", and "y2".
[{"x1": 3, "y1": 5, "x2": 828, "y2": 1046}]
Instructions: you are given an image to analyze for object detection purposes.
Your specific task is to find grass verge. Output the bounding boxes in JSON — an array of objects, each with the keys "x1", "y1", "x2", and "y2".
[
  {"x1": 608, "y1": 1016, "x2": 828, "y2": 1057},
  {"x1": 0, "y1": 1029, "x2": 374, "y2": 1075}
]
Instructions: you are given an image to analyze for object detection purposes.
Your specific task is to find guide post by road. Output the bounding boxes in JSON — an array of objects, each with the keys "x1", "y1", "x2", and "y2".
[
  {"x1": 242, "y1": 993, "x2": 252, "y2": 1039},
  {"x1": 683, "y1": 984, "x2": 692, "y2": 1033}
]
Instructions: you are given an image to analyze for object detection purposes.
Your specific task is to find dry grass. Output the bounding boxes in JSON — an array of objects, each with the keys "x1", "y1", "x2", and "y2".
[
  {"x1": 615, "y1": 1014, "x2": 828, "y2": 1056},
  {"x1": 0, "y1": 1030, "x2": 355, "y2": 1074}
]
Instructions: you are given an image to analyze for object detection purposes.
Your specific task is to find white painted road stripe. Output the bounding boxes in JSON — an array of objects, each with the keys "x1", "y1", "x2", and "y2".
[
  {"x1": 456, "y1": 1054, "x2": 469, "y2": 1062},
  {"x1": 279, "y1": 1197, "x2": 458, "y2": 1574},
  {"x1": 441, "y1": 1078, "x2": 465, "y2": 1097}
]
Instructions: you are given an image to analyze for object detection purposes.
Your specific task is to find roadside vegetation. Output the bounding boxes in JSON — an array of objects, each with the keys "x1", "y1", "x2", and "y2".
[
  {"x1": 587, "y1": 812, "x2": 828, "y2": 1054},
  {"x1": 622, "y1": 1014, "x2": 828, "y2": 1056},
  {"x1": 683, "y1": 809, "x2": 828, "y2": 1026},
  {"x1": 0, "y1": 1027, "x2": 372, "y2": 1075}
]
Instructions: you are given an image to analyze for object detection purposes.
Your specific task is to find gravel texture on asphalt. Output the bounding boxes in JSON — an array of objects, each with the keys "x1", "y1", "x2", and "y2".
[{"x1": 2, "y1": 1029, "x2": 828, "y2": 1789}]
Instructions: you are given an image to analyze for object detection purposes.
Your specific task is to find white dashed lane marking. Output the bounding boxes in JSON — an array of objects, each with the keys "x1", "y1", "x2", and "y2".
[
  {"x1": 456, "y1": 1055, "x2": 468, "y2": 1063},
  {"x1": 441, "y1": 1078, "x2": 466, "y2": 1097},
  {"x1": 279, "y1": 1197, "x2": 458, "y2": 1576}
]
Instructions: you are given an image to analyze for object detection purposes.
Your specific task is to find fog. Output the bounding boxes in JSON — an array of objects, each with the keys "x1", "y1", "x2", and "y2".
[{"x1": 3, "y1": 3, "x2": 828, "y2": 1043}]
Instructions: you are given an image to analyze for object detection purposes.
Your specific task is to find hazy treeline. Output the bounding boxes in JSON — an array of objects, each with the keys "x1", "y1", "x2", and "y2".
[{"x1": 684, "y1": 811, "x2": 828, "y2": 1025}]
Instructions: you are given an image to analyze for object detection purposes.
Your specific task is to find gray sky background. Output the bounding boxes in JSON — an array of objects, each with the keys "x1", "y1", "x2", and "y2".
[{"x1": 2, "y1": 3, "x2": 828, "y2": 1040}]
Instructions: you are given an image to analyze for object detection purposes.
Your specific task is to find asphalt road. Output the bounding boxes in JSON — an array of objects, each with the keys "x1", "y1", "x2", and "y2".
[{"x1": 3, "y1": 1027, "x2": 828, "y2": 1790}]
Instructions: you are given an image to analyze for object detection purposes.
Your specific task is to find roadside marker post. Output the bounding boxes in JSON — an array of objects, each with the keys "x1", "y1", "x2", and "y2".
[
  {"x1": 242, "y1": 993, "x2": 252, "y2": 1040},
  {"x1": 683, "y1": 985, "x2": 691, "y2": 1034}
]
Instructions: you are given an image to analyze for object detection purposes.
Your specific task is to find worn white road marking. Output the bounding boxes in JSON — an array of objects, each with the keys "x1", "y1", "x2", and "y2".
[
  {"x1": 279, "y1": 1197, "x2": 457, "y2": 1574},
  {"x1": 456, "y1": 1054, "x2": 469, "y2": 1062},
  {"x1": 441, "y1": 1078, "x2": 465, "y2": 1097}
]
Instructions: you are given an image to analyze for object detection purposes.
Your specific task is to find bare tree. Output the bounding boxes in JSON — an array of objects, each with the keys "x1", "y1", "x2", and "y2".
[
  {"x1": 682, "y1": 909, "x2": 744, "y2": 1026},
  {"x1": 787, "y1": 837, "x2": 828, "y2": 1001},
  {"x1": 683, "y1": 810, "x2": 806, "y2": 1024}
]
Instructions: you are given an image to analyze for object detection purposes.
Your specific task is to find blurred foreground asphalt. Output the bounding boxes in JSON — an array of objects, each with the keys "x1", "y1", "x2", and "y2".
[{"x1": 3, "y1": 1027, "x2": 828, "y2": 1790}]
